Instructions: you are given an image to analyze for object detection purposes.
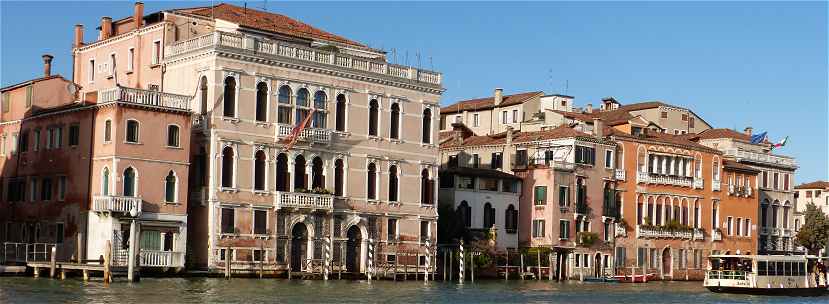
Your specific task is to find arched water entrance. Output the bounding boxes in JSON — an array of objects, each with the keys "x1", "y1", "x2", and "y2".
[
  {"x1": 346, "y1": 226, "x2": 362, "y2": 273},
  {"x1": 291, "y1": 223, "x2": 308, "y2": 271},
  {"x1": 594, "y1": 253, "x2": 602, "y2": 277},
  {"x1": 662, "y1": 247, "x2": 672, "y2": 278}
]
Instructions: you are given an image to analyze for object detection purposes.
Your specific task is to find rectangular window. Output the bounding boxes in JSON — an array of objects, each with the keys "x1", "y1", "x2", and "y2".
[
  {"x1": 33, "y1": 130, "x2": 40, "y2": 151},
  {"x1": 420, "y1": 221, "x2": 429, "y2": 242},
  {"x1": 104, "y1": 120, "x2": 112, "y2": 142},
  {"x1": 41, "y1": 178, "x2": 52, "y2": 201},
  {"x1": 387, "y1": 218, "x2": 398, "y2": 241},
  {"x1": 18, "y1": 131, "x2": 28, "y2": 153},
  {"x1": 689, "y1": 117, "x2": 695, "y2": 128},
  {"x1": 10, "y1": 133, "x2": 17, "y2": 154},
  {"x1": 681, "y1": 114, "x2": 688, "y2": 121},
  {"x1": 109, "y1": 53, "x2": 116, "y2": 76},
  {"x1": 68, "y1": 124, "x2": 80, "y2": 146},
  {"x1": 649, "y1": 248, "x2": 658, "y2": 269},
  {"x1": 25, "y1": 85, "x2": 32, "y2": 108},
  {"x1": 512, "y1": 109, "x2": 518, "y2": 123},
  {"x1": 30, "y1": 178, "x2": 38, "y2": 201},
  {"x1": 534, "y1": 186, "x2": 547, "y2": 205},
  {"x1": 615, "y1": 247, "x2": 626, "y2": 268},
  {"x1": 221, "y1": 208, "x2": 235, "y2": 234},
  {"x1": 56, "y1": 223, "x2": 64, "y2": 244},
  {"x1": 491, "y1": 152, "x2": 503, "y2": 169},
  {"x1": 773, "y1": 173, "x2": 779, "y2": 190},
  {"x1": 574, "y1": 146, "x2": 595, "y2": 165},
  {"x1": 53, "y1": 127, "x2": 62, "y2": 148},
  {"x1": 473, "y1": 114, "x2": 479, "y2": 127},
  {"x1": 532, "y1": 219, "x2": 545, "y2": 238},
  {"x1": 152, "y1": 41, "x2": 161, "y2": 64},
  {"x1": 762, "y1": 171, "x2": 768, "y2": 188},
  {"x1": 736, "y1": 218, "x2": 743, "y2": 236},
  {"x1": 457, "y1": 177, "x2": 474, "y2": 189},
  {"x1": 660, "y1": 111, "x2": 667, "y2": 119},
  {"x1": 726, "y1": 216, "x2": 733, "y2": 236},
  {"x1": 57, "y1": 176, "x2": 66, "y2": 201},
  {"x1": 806, "y1": 191, "x2": 813, "y2": 198},
  {"x1": 252, "y1": 249, "x2": 263, "y2": 262},
  {"x1": 472, "y1": 154, "x2": 480, "y2": 168},
  {"x1": 559, "y1": 219, "x2": 569, "y2": 239},
  {"x1": 89, "y1": 59, "x2": 95, "y2": 82},
  {"x1": 502, "y1": 180, "x2": 516, "y2": 193},
  {"x1": 127, "y1": 48, "x2": 135, "y2": 72},
  {"x1": 784, "y1": 174, "x2": 790, "y2": 190},
  {"x1": 558, "y1": 185, "x2": 568, "y2": 207},
  {"x1": 604, "y1": 150, "x2": 613, "y2": 168},
  {"x1": 1, "y1": 92, "x2": 9, "y2": 112},
  {"x1": 501, "y1": 111, "x2": 507, "y2": 124},
  {"x1": 253, "y1": 209, "x2": 267, "y2": 235},
  {"x1": 637, "y1": 247, "x2": 646, "y2": 267},
  {"x1": 480, "y1": 178, "x2": 498, "y2": 191},
  {"x1": 745, "y1": 219, "x2": 751, "y2": 237}
]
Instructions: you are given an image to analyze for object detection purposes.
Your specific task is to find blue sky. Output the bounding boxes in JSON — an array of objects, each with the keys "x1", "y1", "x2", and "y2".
[{"x1": 2, "y1": 1, "x2": 827, "y2": 182}]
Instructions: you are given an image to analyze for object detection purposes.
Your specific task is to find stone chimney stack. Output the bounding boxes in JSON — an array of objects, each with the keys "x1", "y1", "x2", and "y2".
[
  {"x1": 133, "y1": 2, "x2": 144, "y2": 30},
  {"x1": 585, "y1": 103, "x2": 593, "y2": 113},
  {"x1": 593, "y1": 118, "x2": 603, "y2": 138},
  {"x1": 73, "y1": 24, "x2": 84, "y2": 48},
  {"x1": 42, "y1": 54, "x2": 54, "y2": 77},
  {"x1": 505, "y1": 126, "x2": 513, "y2": 144},
  {"x1": 100, "y1": 16, "x2": 113, "y2": 40},
  {"x1": 744, "y1": 127, "x2": 753, "y2": 137},
  {"x1": 494, "y1": 88, "x2": 503, "y2": 106}
]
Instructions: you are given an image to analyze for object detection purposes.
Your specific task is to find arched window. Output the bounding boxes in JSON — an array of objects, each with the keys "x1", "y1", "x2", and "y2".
[
  {"x1": 421, "y1": 169, "x2": 433, "y2": 205},
  {"x1": 104, "y1": 119, "x2": 112, "y2": 142},
  {"x1": 390, "y1": 103, "x2": 400, "y2": 140},
  {"x1": 367, "y1": 163, "x2": 377, "y2": 200},
  {"x1": 457, "y1": 201, "x2": 471, "y2": 228},
  {"x1": 277, "y1": 85, "x2": 292, "y2": 124},
  {"x1": 123, "y1": 167, "x2": 136, "y2": 197},
  {"x1": 388, "y1": 165, "x2": 398, "y2": 202},
  {"x1": 254, "y1": 151, "x2": 266, "y2": 191},
  {"x1": 295, "y1": 88, "x2": 310, "y2": 125},
  {"x1": 637, "y1": 195, "x2": 644, "y2": 225},
  {"x1": 505, "y1": 204, "x2": 517, "y2": 233},
  {"x1": 167, "y1": 125, "x2": 180, "y2": 147},
  {"x1": 311, "y1": 157, "x2": 324, "y2": 190},
  {"x1": 335, "y1": 94, "x2": 346, "y2": 132},
  {"x1": 422, "y1": 108, "x2": 432, "y2": 144},
  {"x1": 165, "y1": 171, "x2": 176, "y2": 203},
  {"x1": 637, "y1": 147, "x2": 647, "y2": 173},
  {"x1": 694, "y1": 153, "x2": 702, "y2": 178},
  {"x1": 368, "y1": 99, "x2": 379, "y2": 136},
  {"x1": 275, "y1": 153, "x2": 289, "y2": 192},
  {"x1": 102, "y1": 167, "x2": 110, "y2": 195},
  {"x1": 221, "y1": 146, "x2": 234, "y2": 188},
  {"x1": 483, "y1": 203, "x2": 495, "y2": 228},
  {"x1": 312, "y1": 91, "x2": 327, "y2": 128},
  {"x1": 255, "y1": 82, "x2": 268, "y2": 122},
  {"x1": 199, "y1": 76, "x2": 208, "y2": 115},
  {"x1": 294, "y1": 155, "x2": 306, "y2": 190},
  {"x1": 126, "y1": 120, "x2": 139, "y2": 143},
  {"x1": 334, "y1": 159, "x2": 344, "y2": 196},
  {"x1": 223, "y1": 76, "x2": 236, "y2": 118}
]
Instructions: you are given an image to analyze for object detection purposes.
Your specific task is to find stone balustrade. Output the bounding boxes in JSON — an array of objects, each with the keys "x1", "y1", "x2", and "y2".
[
  {"x1": 140, "y1": 250, "x2": 185, "y2": 268},
  {"x1": 275, "y1": 191, "x2": 333, "y2": 210},
  {"x1": 276, "y1": 124, "x2": 331, "y2": 144},
  {"x1": 92, "y1": 195, "x2": 142, "y2": 215},
  {"x1": 712, "y1": 229, "x2": 723, "y2": 241},
  {"x1": 98, "y1": 86, "x2": 191, "y2": 111},
  {"x1": 636, "y1": 225, "x2": 701, "y2": 240},
  {"x1": 636, "y1": 171, "x2": 693, "y2": 187},
  {"x1": 615, "y1": 169, "x2": 626, "y2": 181},
  {"x1": 614, "y1": 224, "x2": 627, "y2": 237},
  {"x1": 723, "y1": 148, "x2": 797, "y2": 168}
]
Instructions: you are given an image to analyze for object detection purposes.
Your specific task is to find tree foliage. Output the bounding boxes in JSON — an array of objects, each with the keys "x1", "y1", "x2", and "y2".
[{"x1": 795, "y1": 203, "x2": 829, "y2": 255}]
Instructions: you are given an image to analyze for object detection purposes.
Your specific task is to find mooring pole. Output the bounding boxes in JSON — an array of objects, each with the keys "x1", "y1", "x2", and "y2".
[
  {"x1": 443, "y1": 248, "x2": 447, "y2": 281},
  {"x1": 449, "y1": 249, "x2": 453, "y2": 281},
  {"x1": 367, "y1": 240, "x2": 373, "y2": 282},
  {"x1": 548, "y1": 253, "x2": 554, "y2": 281},
  {"x1": 323, "y1": 237, "x2": 330, "y2": 281},
  {"x1": 224, "y1": 246, "x2": 231, "y2": 280},
  {"x1": 458, "y1": 241, "x2": 464, "y2": 284},
  {"x1": 127, "y1": 220, "x2": 138, "y2": 282},
  {"x1": 520, "y1": 254, "x2": 525, "y2": 280},
  {"x1": 103, "y1": 241, "x2": 112, "y2": 284},
  {"x1": 505, "y1": 250, "x2": 509, "y2": 280},
  {"x1": 536, "y1": 250, "x2": 541, "y2": 281},
  {"x1": 49, "y1": 246, "x2": 57, "y2": 278},
  {"x1": 470, "y1": 252, "x2": 475, "y2": 283},
  {"x1": 424, "y1": 241, "x2": 430, "y2": 282}
]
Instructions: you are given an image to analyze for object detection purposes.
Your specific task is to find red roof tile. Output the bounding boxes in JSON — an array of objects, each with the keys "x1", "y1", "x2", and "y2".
[
  {"x1": 440, "y1": 125, "x2": 597, "y2": 149},
  {"x1": 795, "y1": 181, "x2": 829, "y2": 190},
  {"x1": 607, "y1": 128, "x2": 721, "y2": 154},
  {"x1": 694, "y1": 128, "x2": 752, "y2": 142},
  {"x1": 174, "y1": 3, "x2": 366, "y2": 48},
  {"x1": 441, "y1": 91, "x2": 542, "y2": 114}
]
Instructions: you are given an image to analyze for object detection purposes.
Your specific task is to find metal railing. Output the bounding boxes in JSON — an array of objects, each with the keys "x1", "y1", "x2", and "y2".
[
  {"x1": 275, "y1": 191, "x2": 333, "y2": 210},
  {"x1": 706, "y1": 270, "x2": 748, "y2": 281},
  {"x1": 723, "y1": 148, "x2": 797, "y2": 168},
  {"x1": 1, "y1": 242, "x2": 57, "y2": 264},
  {"x1": 92, "y1": 195, "x2": 142, "y2": 215},
  {"x1": 165, "y1": 32, "x2": 442, "y2": 86},
  {"x1": 98, "y1": 86, "x2": 191, "y2": 111}
]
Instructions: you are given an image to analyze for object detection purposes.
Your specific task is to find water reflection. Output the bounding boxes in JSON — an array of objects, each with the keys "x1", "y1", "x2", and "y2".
[{"x1": 0, "y1": 277, "x2": 826, "y2": 303}]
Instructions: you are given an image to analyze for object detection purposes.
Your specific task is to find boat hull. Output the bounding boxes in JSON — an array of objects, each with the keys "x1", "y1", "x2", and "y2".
[{"x1": 706, "y1": 286, "x2": 829, "y2": 296}]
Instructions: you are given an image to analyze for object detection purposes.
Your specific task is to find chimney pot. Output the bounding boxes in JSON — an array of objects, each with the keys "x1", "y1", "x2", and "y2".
[
  {"x1": 585, "y1": 103, "x2": 593, "y2": 113},
  {"x1": 744, "y1": 127, "x2": 753, "y2": 137},
  {"x1": 494, "y1": 88, "x2": 503, "y2": 106},
  {"x1": 42, "y1": 54, "x2": 54, "y2": 77},
  {"x1": 593, "y1": 118, "x2": 603, "y2": 138},
  {"x1": 100, "y1": 16, "x2": 113, "y2": 40},
  {"x1": 73, "y1": 24, "x2": 84, "y2": 48},
  {"x1": 133, "y1": 2, "x2": 144, "y2": 30}
]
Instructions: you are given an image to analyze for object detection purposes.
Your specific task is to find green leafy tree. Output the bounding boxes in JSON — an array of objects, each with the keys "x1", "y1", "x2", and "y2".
[{"x1": 795, "y1": 203, "x2": 829, "y2": 255}]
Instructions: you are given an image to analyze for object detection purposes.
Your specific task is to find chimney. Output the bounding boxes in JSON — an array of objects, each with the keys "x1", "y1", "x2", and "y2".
[
  {"x1": 73, "y1": 24, "x2": 84, "y2": 48},
  {"x1": 133, "y1": 2, "x2": 144, "y2": 30},
  {"x1": 42, "y1": 54, "x2": 54, "y2": 77},
  {"x1": 494, "y1": 88, "x2": 503, "y2": 106},
  {"x1": 744, "y1": 127, "x2": 753, "y2": 137},
  {"x1": 585, "y1": 103, "x2": 593, "y2": 113},
  {"x1": 505, "y1": 126, "x2": 513, "y2": 144},
  {"x1": 593, "y1": 118, "x2": 603, "y2": 138},
  {"x1": 100, "y1": 16, "x2": 113, "y2": 40}
]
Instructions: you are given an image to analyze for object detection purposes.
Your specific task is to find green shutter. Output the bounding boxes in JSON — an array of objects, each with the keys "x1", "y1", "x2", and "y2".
[
  {"x1": 535, "y1": 186, "x2": 547, "y2": 205},
  {"x1": 140, "y1": 230, "x2": 161, "y2": 251}
]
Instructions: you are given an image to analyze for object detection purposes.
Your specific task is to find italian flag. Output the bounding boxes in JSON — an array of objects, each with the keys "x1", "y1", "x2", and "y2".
[{"x1": 771, "y1": 136, "x2": 788, "y2": 150}]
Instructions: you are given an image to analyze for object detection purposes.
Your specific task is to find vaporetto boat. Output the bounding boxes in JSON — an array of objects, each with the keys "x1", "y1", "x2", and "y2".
[{"x1": 704, "y1": 254, "x2": 829, "y2": 296}]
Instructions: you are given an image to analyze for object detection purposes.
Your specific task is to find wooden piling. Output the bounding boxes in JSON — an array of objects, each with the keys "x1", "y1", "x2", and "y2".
[
  {"x1": 548, "y1": 253, "x2": 554, "y2": 281},
  {"x1": 83, "y1": 269, "x2": 89, "y2": 281},
  {"x1": 77, "y1": 233, "x2": 84, "y2": 263},
  {"x1": 259, "y1": 243, "x2": 264, "y2": 279},
  {"x1": 443, "y1": 249, "x2": 447, "y2": 281},
  {"x1": 504, "y1": 250, "x2": 509, "y2": 280},
  {"x1": 49, "y1": 246, "x2": 57, "y2": 278},
  {"x1": 520, "y1": 254, "x2": 525, "y2": 280},
  {"x1": 33, "y1": 267, "x2": 39, "y2": 278},
  {"x1": 470, "y1": 253, "x2": 474, "y2": 283},
  {"x1": 224, "y1": 247, "x2": 231, "y2": 280},
  {"x1": 104, "y1": 241, "x2": 112, "y2": 284},
  {"x1": 449, "y1": 250, "x2": 453, "y2": 282},
  {"x1": 60, "y1": 269, "x2": 66, "y2": 280},
  {"x1": 536, "y1": 250, "x2": 541, "y2": 281}
]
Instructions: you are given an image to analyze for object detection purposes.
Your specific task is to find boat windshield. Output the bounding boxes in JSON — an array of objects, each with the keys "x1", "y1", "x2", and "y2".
[{"x1": 709, "y1": 256, "x2": 753, "y2": 273}]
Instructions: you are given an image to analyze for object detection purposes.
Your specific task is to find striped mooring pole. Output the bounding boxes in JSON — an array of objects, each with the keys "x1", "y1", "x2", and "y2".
[
  {"x1": 367, "y1": 240, "x2": 374, "y2": 281},
  {"x1": 323, "y1": 236, "x2": 330, "y2": 281},
  {"x1": 458, "y1": 240, "x2": 465, "y2": 284}
]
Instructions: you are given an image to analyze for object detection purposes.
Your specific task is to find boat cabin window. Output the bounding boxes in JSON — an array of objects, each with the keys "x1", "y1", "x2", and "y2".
[{"x1": 758, "y1": 261, "x2": 806, "y2": 276}]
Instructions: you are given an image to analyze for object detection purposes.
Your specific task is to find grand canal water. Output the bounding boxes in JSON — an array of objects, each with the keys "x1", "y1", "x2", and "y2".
[{"x1": 0, "y1": 277, "x2": 827, "y2": 303}]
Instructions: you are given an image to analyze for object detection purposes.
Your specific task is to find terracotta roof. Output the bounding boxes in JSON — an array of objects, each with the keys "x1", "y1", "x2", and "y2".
[
  {"x1": 440, "y1": 125, "x2": 602, "y2": 149},
  {"x1": 441, "y1": 91, "x2": 542, "y2": 114},
  {"x1": 795, "y1": 181, "x2": 829, "y2": 190},
  {"x1": 618, "y1": 101, "x2": 667, "y2": 111},
  {"x1": 1, "y1": 75, "x2": 64, "y2": 92},
  {"x1": 694, "y1": 128, "x2": 752, "y2": 142},
  {"x1": 723, "y1": 159, "x2": 760, "y2": 173},
  {"x1": 172, "y1": 3, "x2": 366, "y2": 48},
  {"x1": 607, "y1": 128, "x2": 721, "y2": 154},
  {"x1": 549, "y1": 110, "x2": 593, "y2": 122},
  {"x1": 440, "y1": 167, "x2": 521, "y2": 181},
  {"x1": 587, "y1": 109, "x2": 635, "y2": 126}
]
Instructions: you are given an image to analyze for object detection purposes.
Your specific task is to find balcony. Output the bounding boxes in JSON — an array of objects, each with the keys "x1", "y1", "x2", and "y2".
[
  {"x1": 98, "y1": 86, "x2": 191, "y2": 112},
  {"x1": 635, "y1": 225, "x2": 698, "y2": 239},
  {"x1": 712, "y1": 229, "x2": 723, "y2": 241},
  {"x1": 761, "y1": 227, "x2": 782, "y2": 236},
  {"x1": 636, "y1": 171, "x2": 693, "y2": 187},
  {"x1": 276, "y1": 124, "x2": 331, "y2": 144},
  {"x1": 782, "y1": 229, "x2": 793, "y2": 238},
  {"x1": 723, "y1": 148, "x2": 797, "y2": 169},
  {"x1": 274, "y1": 191, "x2": 333, "y2": 210},
  {"x1": 512, "y1": 156, "x2": 575, "y2": 171},
  {"x1": 92, "y1": 195, "x2": 142, "y2": 215},
  {"x1": 614, "y1": 224, "x2": 627, "y2": 237},
  {"x1": 712, "y1": 180, "x2": 721, "y2": 191},
  {"x1": 165, "y1": 32, "x2": 442, "y2": 86},
  {"x1": 140, "y1": 250, "x2": 184, "y2": 268},
  {"x1": 693, "y1": 178, "x2": 703, "y2": 189},
  {"x1": 615, "y1": 169, "x2": 626, "y2": 181},
  {"x1": 728, "y1": 185, "x2": 753, "y2": 197}
]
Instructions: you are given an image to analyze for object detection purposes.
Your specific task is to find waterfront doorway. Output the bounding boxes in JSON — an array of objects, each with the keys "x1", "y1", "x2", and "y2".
[
  {"x1": 662, "y1": 248, "x2": 672, "y2": 278},
  {"x1": 291, "y1": 223, "x2": 308, "y2": 271},
  {"x1": 346, "y1": 226, "x2": 362, "y2": 273},
  {"x1": 593, "y1": 253, "x2": 602, "y2": 277}
]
